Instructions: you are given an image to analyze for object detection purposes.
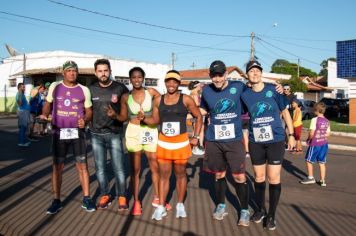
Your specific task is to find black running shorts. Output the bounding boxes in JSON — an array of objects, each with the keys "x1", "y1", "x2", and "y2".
[
  {"x1": 204, "y1": 140, "x2": 246, "y2": 174},
  {"x1": 248, "y1": 141, "x2": 285, "y2": 165},
  {"x1": 52, "y1": 129, "x2": 87, "y2": 164}
]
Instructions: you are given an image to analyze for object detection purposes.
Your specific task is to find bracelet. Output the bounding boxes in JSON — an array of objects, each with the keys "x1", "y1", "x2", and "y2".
[
  {"x1": 288, "y1": 133, "x2": 294, "y2": 137},
  {"x1": 192, "y1": 135, "x2": 200, "y2": 140}
]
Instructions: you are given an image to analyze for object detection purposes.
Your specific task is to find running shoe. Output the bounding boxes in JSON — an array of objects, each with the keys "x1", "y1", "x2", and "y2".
[
  {"x1": 265, "y1": 215, "x2": 276, "y2": 231},
  {"x1": 82, "y1": 197, "x2": 96, "y2": 212},
  {"x1": 300, "y1": 177, "x2": 316, "y2": 185},
  {"x1": 245, "y1": 152, "x2": 250, "y2": 158},
  {"x1": 28, "y1": 137, "x2": 39, "y2": 142},
  {"x1": 118, "y1": 196, "x2": 129, "y2": 211},
  {"x1": 176, "y1": 203, "x2": 187, "y2": 218},
  {"x1": 97, "y1": 194, "x2": 112, "y2": 209},
  {"x1": 152, "y1": 197, "x2": 160, "y2": 207},
  {"x1": 152, "y1": 197, "x2": 172, "y2": 211},
  {"x1": 251, "y1": 210, "x2": 266, "y2": 223},
  {"x1": 237, "y1": 209, "x2": 250, "y2": 226},
  {"x1": 213, "y1": 203, "x2": 228, "y2": 220},
  {"x1": 318, "y1": 180, "x2": 327, "y2": 187},
  {"x1": 152, "y1": 205, "x2": 167, "y2": 221},
  {"x1": 18, "y1": 142, "x2": 31, "y2": 147},
  {"x1": 132, "y1": 201, "x2": 142, "y2": 216},
  {"x1": 192, "y1": 146, "x2": 204, "y2": 156},
  {"x1": 46, "y1": 199, "x2": 62, "y2": 215}
]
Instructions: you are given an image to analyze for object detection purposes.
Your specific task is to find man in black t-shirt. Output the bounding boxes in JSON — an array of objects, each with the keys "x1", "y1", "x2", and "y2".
[{"x1": 89, "y1": 59, "x2": 129, "y2": 210}]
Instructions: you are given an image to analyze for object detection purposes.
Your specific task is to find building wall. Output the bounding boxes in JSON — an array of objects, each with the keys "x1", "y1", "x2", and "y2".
[{"x1": 328, "y1": 60, "x2": 349, "y2": 98}]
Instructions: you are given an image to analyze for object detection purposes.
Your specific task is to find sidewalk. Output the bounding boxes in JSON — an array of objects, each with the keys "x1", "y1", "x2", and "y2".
[{"x1": 301, "y1": 129, "x2": 356, "y2": 151}]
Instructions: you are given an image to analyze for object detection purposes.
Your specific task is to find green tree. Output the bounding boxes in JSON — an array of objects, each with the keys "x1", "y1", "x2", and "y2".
[
  {"x1": 319, "y1": 57, "x2": 336, "y2": 77},
  {"x1": 271, "y1": 59, "x2": 317, "y2": 78}
]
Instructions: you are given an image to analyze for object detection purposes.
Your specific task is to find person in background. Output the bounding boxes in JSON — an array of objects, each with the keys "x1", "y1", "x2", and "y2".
[
  {"x1": 283, "y1": 85, "x2": 296, "y2": 149},
  {"x1": 291, "y1": 99, "x2": 303, "y2": 154},
  {"x1": 188, "y1": 80, "x2": 205, "y2": 155},
  {"x1": 29, "y1": 84, "x2": 45, "y2": 138},
  {"x1": 16, "y1": 83, "x2": 31, "y2": 147},
  {"x1": 300, "y1": 102, "x2": 330, "y2": 187}
]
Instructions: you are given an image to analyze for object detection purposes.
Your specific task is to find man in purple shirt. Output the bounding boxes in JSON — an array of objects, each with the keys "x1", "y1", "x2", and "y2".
[{"x1": 41, "y1": 60, "x2": 95, "y2": 214}]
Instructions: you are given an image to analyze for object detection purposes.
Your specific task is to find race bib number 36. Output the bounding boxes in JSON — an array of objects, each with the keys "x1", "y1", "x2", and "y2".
[
  {"x1": 253, "y1": 125, "x2": 273, "y2": 142},
  {"x1": 214, "y1": 124, "x2": 235, "y2": 140},
  {"x1": 60, "y1": 128, "x2": 79, "y2": 140},
  {"x1": 162, "y1": 122, "x2": 180, "y2": 137}
]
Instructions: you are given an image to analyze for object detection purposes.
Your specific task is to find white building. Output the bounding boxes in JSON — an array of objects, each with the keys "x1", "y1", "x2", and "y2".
[
  {"x1": 327, "y1": 60, "x2": 349, "y2": 98},
  {"x1": 0, "y1": 50, "x2": 171, "y2": 112}
]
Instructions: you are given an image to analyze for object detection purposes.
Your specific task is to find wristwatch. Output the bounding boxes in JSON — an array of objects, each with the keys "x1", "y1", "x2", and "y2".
[{"x1": 192, "y1": 135, "x2": 200, "y2": 140}]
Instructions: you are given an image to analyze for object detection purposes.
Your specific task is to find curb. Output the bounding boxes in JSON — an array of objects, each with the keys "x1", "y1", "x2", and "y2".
[{"x1": 302, "y1": 141, "x2": 356, "y2": 152}]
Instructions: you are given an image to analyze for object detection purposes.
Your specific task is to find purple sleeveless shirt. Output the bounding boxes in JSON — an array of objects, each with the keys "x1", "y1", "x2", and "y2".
[{"x1": 310, "y1": 117, "x2": 329, "y2": 146}]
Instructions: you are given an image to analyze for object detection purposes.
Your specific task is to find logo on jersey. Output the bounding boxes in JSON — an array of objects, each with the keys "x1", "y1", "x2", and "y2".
[
  {"x1": 214, "y1": 99, "x2": 236, "y2": 113},
  {"x1": 251, "y1": 101, "x2": 272, "y2": 117},
  {"x1": 265, "y1": 90, "x2": 273, "y2": 98},
  {"x1": 111, "y1": 94, "x2": 118, "y2": 103},
  {"x1": 64, "y1": 99, "x2": 71, "y2": 107},
  {"x1": 66, "y1": 91, "x2": 71, "y2": 96},
  {"x1": 229, "y1": 87, "x2": 237, "y2": 95}
]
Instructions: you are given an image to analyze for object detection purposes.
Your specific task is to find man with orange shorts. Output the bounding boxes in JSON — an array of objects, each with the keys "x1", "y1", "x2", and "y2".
[{"x1": 141, "y1": 70, "x2": 202, "y2": 220}]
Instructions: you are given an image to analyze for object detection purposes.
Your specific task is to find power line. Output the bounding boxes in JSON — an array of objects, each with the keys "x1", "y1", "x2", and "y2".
[
  {"x1": 256, "y1": 37, "x2": 321, "y2": 65},
  {"x1": 257, "y1": 34, "x2": 336, "y2": 43},
  {"x1": 0, "y1": 11, "x2": 248, "y2": 53},
  {"x1": 48, "y1": 0, "x2": 250, "y2": 38},
  {"x1": 259, "y1": 36, "x2": 334, "y2": 52}
]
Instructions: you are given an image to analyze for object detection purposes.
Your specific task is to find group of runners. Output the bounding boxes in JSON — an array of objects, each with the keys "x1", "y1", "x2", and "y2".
[{"x1": 36, "y1": 58, "x2": 299, "y2": 231}]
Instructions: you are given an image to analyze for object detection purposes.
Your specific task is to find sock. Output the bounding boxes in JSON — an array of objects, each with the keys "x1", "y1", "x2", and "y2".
[
  {"x1": 235, "y1": 182, "x2": 249, "y2": 210},
  {"x1": 268, "y1": 183, "x2": 281, "y2": 218},
  {"x1": 254, "y1": 181, "x2": 266, "y2": 212},
  {"x1": 214, "y1": 178, "x2": 227, "y2": 204}
]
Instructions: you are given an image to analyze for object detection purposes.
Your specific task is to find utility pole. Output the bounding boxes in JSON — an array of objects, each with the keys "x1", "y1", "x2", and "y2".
[
  {"x1": 23, "y1": 53, "x2": 26, "y2": 83},
  {"x1": 171, "y1": 52, "x2": 176, "y2": 69},
  {"x1": 191, "y1": 62, "x2": 196, "y2": 69},
  {"x1": 297, "y1": 58, "x2": 300, "y2": 79},
  {"x1": 250, "y1": 32, "x2": 255, "y2": 61}
]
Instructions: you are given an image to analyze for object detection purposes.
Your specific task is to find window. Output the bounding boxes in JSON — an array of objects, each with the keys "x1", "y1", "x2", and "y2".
[
  {"x1": 114, "y1": 76, "x2": 130, "y2": 85},
  {"x1": 8, "y1": 78, "x2": 16, "y2": 87},
  {"x1": 145, "y1": 78, "x2": 158, "y2": 86}
]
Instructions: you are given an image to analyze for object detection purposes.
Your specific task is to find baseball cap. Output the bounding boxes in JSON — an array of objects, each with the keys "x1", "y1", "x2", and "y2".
[
  {"x1": 209, "y1": 60, "x2": 226, "y2": 75},
  {"x1": 188, "y1": 81, "x2": 200, "y2": 90},
  {"x1": 62, "y1": 60, "x2": 78, "y2": 71},
  {"x1": 246, "y1": 60, "x2": 263, "y2": 73},
  {"x1": 165, "y1": 70, "x2": 181, "y2": 82}
]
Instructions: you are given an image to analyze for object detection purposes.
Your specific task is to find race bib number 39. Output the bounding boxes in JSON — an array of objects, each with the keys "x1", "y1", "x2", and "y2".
[
  {"x1": 253, "y1": 125, "x2": 273, "y2": 142},
  {"x1": 214, "y1": 124, "x2": 235, "y2": 140},
  {"x1": 140, "y1": 130, "x2": 157, "y2": 144},
  {"x1": 162, "y1": 122, "x2": 180, "y2": 137},
  {"x1": 60, "y1": 128, "x2": 79, "y2": 140}
]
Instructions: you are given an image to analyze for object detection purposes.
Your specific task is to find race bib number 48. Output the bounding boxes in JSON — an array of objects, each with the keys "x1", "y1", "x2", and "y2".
[
  {"x1": 60, "y1": 128, "x2": 79, "y2": 140},
  {"x1": 162, "y1": 122, "x2": 180, "y2": 137},
  {"x1": 214, "y1": 124, "x2": 235, "y2": 140},
  {"x1": 253, "y1": 125, "x2": 273, "y2": 142}
]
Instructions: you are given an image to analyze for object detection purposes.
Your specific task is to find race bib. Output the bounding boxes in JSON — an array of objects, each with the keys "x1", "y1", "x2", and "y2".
[
  {"x1": 214, "y1": 123, "x2": 235, "y2": 140},
  {"x1": 140, "y1": 130, "x2": 157, "y2": 144},
  {"x1": 60, "y1": 128, "x2": 79, "y2": 140},
  {"x1": 162, "y1": 122, "x2": 180, "y2": 137},
  {"x1": 253, "y1": 125, "x2": 273, "y2": 142}
]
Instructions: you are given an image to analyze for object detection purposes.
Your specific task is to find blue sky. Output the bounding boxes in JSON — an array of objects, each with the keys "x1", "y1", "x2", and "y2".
[{"x1": 1, "y1": 0, "x2": 355, "y2": 74}]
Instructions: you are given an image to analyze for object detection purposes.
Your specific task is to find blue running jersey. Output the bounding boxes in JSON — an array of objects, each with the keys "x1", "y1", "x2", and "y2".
[
  {"x1": 241, "y1": 83, "x2": 288, "y2": 144},
  {"x1": 200, "y1": 81, "x2": 245, "y2": 142}
]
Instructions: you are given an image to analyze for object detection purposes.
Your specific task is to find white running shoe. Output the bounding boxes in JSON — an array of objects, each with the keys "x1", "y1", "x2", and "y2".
[
  {"x1": 176, "y1": 203, "x2": 187, "y2": 218},
  {"x1": 152, "y1": 205, "x2": 167, "y2": 221}
]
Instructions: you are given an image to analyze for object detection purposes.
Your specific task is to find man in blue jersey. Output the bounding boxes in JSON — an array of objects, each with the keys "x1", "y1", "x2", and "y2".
[
  {"x1": 241, "y1": 60, "x2": 295, "y2": 231},
  {"x1": 200, "y1": 60, "x2": 250, "y2": 226}
]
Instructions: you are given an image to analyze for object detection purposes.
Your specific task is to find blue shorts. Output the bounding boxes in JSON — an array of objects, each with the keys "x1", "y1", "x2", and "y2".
[{"x1": 305, "y1": 144, "x2": 328, "y2": 164}]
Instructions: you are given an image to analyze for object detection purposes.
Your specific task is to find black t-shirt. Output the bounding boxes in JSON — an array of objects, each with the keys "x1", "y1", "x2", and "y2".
[{"x1": 89, "y1": 81, "x2": 128, "y2": 134}]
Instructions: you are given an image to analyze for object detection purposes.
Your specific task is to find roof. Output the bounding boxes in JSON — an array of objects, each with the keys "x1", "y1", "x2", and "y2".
[
  {"x1": 179, "y1": 66, "x2": 246, "y2": 86},
  {"x1": 11, "y1": 67, "x2": 95, "y2": 76},
  {"x1": 300, "y1": 76, "x2": 332, "y2": 91}
]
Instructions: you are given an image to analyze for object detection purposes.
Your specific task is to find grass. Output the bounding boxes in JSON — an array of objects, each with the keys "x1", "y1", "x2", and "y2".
[{"x1": 303, "y1": 117, "x2": 356, "y2": 133}]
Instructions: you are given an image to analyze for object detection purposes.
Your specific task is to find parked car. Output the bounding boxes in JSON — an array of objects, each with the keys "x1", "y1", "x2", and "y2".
[
  {"x1": 319, "y1": 98, "x2": 349, "y2": 118},
  {"x1": 299, "y1": 99, "x2": 316, "y2": 120}
]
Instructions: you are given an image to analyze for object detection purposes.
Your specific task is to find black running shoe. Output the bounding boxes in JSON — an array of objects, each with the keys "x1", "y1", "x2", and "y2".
[
  {"x1": 46, "y1": 199, "x2": 62, "y2": 215},
  {"x1": 251, "y1": 210, "x2": 266, "y2": 223},
  {"x1": 82, "y1": 197, "x2": 96, "y2": 212},
  {"x1": 265, "y1": 215, "x2": 276, "y2": 231}
]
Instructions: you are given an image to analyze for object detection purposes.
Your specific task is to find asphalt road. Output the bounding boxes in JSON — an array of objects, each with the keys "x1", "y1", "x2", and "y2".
[{"x1": 1, "y1": 118, "x2": 356, "y2": 236}]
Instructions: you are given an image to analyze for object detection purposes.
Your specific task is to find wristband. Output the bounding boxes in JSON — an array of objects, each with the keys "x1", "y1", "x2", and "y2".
[
  {"x1": 192, "y1": 135, "x2": 200, "y2": 140},
  {"x1": 288, "y1": 133, "x2": 294, "y2": 137}
]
